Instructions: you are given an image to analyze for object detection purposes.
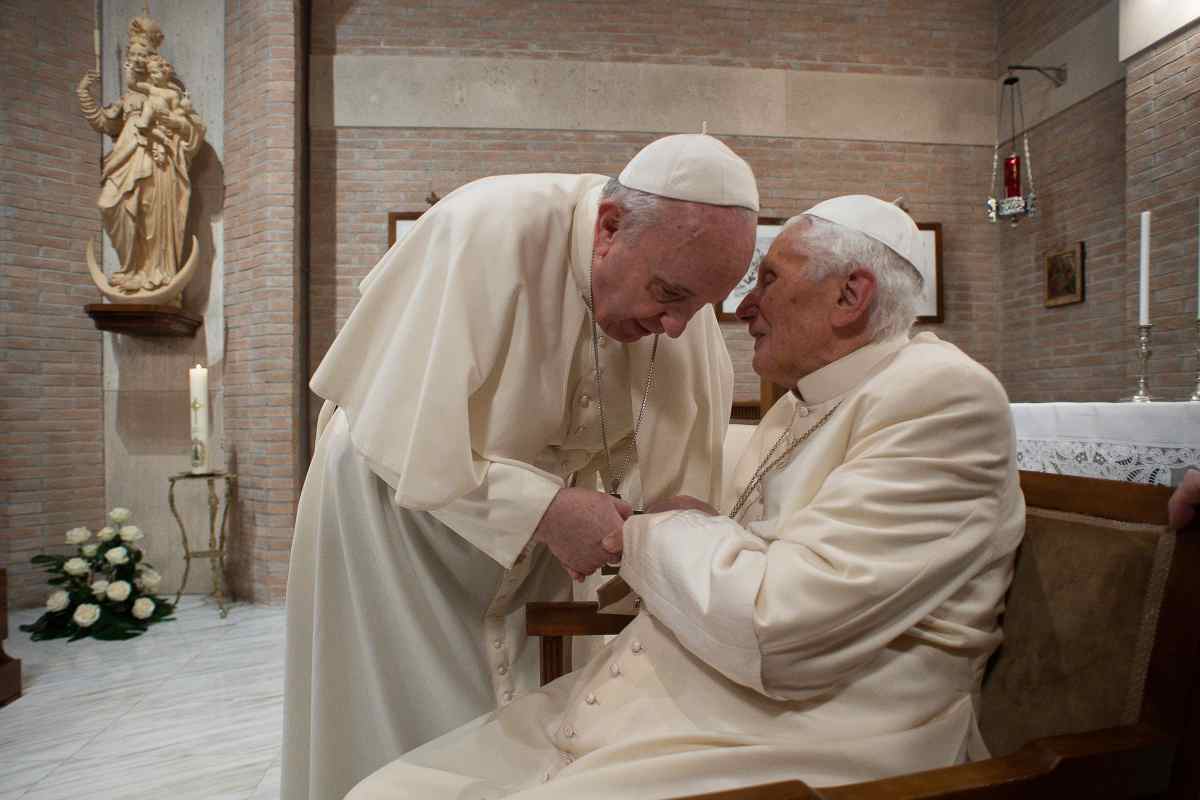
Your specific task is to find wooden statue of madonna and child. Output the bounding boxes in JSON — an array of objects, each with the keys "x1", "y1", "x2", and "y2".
[{"x1": 77, "y1": 12, "x2": 206, "y2": 330}]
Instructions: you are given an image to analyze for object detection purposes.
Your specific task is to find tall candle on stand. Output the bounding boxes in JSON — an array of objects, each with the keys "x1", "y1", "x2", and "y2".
[
  {"x1": 189, "y1": 364, "x2": 209, "y2": 474},
  {"x1": 1139, "y1": 211, "x2": 1151, "y2": 326}
]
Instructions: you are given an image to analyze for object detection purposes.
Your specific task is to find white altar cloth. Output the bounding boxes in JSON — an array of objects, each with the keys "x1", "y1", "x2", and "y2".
[{"x1": 1011, "y1": 402, "x2": 1200, "y2": 485}]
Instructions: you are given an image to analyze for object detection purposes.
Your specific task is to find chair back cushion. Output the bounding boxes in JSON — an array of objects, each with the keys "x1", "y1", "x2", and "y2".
[{"x1": 979, "y1": 506, "x2": 1174, "y2": 756}]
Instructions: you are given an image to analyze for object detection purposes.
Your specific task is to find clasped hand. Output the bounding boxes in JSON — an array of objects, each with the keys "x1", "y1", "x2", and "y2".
[{"x1": 533, "y1": 488, "x2": 630, "y2": 582}]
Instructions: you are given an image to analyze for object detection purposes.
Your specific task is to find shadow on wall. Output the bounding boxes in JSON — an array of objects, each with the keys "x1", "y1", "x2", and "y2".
[{"x1": 112, "y1": 141, "x2": 225, "y2": 454}]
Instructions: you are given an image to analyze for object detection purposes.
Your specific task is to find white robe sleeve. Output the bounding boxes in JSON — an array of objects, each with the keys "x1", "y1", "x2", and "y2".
[
  {"x1": 619, "y1": 360, "x2": 1018, "y2": 700},
  {"x1": 428, "y1": 458, "x2": 561, "y2": 569}
]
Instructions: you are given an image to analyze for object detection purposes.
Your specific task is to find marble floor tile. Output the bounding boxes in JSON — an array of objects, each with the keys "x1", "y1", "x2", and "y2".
[
  {"x1": 3, "y1": 598, "x2": 286, "y2": 800},
  {"x1": 0, "y1": 760, "x2": 60, "y2": 799}
]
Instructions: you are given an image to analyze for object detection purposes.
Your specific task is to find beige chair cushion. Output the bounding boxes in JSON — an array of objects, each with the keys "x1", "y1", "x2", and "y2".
[{"x1": 979, "y1": 507, "x2": 1173, "y2": 756}]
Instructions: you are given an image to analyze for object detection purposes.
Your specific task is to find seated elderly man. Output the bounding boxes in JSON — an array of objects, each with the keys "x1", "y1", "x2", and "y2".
[{"x1": 346, "y1": 196, "x2": 1026, "y2": 799}]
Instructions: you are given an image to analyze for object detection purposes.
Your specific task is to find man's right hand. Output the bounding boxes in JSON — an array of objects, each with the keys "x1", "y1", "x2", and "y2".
[{"x1": 533, "y1": 488, "x2": 631, "y2": 581}]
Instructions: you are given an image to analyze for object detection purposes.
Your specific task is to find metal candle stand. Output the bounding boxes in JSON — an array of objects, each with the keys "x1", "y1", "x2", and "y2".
[
  {"x1": 1124, "y1": 325, "x2": 1157, "y2": 403},
  {"x1": 168, "y1": 471, "x2": 236, "y2": 617}
]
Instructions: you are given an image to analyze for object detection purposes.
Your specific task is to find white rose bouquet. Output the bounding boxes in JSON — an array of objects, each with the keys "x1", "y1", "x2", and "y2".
[{"x1": 21, "y1": 507, "x2": 176, "y2": 642}]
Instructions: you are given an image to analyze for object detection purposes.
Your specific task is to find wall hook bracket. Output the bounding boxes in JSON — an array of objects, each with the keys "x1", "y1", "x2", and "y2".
[{"x1": 1005, "y1": 64, "x2": 1067, "y2": 88}]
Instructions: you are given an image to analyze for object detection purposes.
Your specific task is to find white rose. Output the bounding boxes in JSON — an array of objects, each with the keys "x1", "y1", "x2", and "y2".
[
  {"x1": 132, "y1": 597, "x2": 155, "y2": 620},
  {"x1": 73, "y1": 603, "x2": 101, "y2": 627},
  {"x1": 118, "y1": 525, "x2": 144, "y2": 542},
  {"x1": 63, "y1": 557, "x2": 89, "y2": 576},
  {"x1": 104, "y1": 546, "x2": 129, "y2": 566},
  {"x1": 137, "y1": 568, "x2": 162, "y2": 591},
  {"x1": 81, "y1": 543, "x2": 99, "y2": 558},
  {"x1": 46, "y1": 590, "x2": 70, "y2": 612},
  {"x1": 91, "y1": 579, "x2": 110, "y2": 598},
  {"x1": 109, "y1": 507, "x2": 131, "y2": 524},
  {"x1": 65, "y1": 526, "x2": 91, "y2": 545},
  {"x1": 97, "y1": 526, "x2": 117, "y2": 542},
  {"x1": 106, "y1": 580, "x2": 132, "y2": 602}
]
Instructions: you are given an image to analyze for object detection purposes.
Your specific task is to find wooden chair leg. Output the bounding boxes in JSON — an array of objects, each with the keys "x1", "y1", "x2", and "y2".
[{"x1": 540, "y1": 634, "x2": 572, "y2": 685}]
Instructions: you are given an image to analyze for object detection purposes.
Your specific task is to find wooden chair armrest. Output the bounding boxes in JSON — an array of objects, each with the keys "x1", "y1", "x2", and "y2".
[
  {"x1": 671, "y1": 724, "x2": 1174, "y2": 800},
  {"x1": 526, "y1": 601, "x2": 635, "y2": 637},
  {"x1": 526, "y1": 602, "x2": 634, "y2": 685}
]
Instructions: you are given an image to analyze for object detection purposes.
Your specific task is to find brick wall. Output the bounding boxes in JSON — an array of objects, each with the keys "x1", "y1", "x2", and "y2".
[
  {"x1": 310, "y1": 0, "x2": 1001, "y2": 416},
  {"x1": 1, "y1": 0, "x2": 106, "y2": 607},
  {"x1": 310, "y1": 129, "x2": 997, "y2": 407},
  {"x1": 995, "y1": 0, "x2": 1110, "y2": 69},
  {"x1": 224, "y1": 0, "x2": 306, "y2": 604},
  {"x1": 997, "y1": 82, "x2": 1128, "y2": 401},
  {"x1": 312, "y1": 0, "x2": 996, "y2": 78},
  {"x1": 1125, "y1": 20, "x2": 1200, "y2": 398}
]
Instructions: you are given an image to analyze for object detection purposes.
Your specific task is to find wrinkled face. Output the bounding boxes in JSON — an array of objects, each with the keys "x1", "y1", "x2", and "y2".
[
  {"x1": 735, "y1": 221, "x2": 844, "y2": 386},
  {"x1": 591, "y1": 202, "x2": 755, "y2": 343}
]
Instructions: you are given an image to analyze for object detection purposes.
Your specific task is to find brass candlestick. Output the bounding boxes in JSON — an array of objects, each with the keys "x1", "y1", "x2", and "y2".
[
  {"x1": 1190, "y1": 319, "x2": 1200, "y2": 402},
  {"x1": 1124, "y1": 324, "x2": 1157, "y2": 402}
]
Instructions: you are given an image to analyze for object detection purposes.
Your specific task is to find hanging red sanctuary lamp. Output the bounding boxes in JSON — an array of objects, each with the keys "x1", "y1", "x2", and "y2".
[{"x1": 987, "y1": 65, "x2": 1066, "y2": 225}]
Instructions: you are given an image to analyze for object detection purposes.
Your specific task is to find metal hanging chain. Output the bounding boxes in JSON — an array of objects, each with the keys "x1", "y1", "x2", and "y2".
[
  {"x1": 588, "y1": 263, "x2": 658, "y2": 498},
  {"x1": 1017, "y1": 80, "x2": 1036, "y2": 199},
  {"x1": 727, "y1": 401, "x2": 842, "y2": 520}
]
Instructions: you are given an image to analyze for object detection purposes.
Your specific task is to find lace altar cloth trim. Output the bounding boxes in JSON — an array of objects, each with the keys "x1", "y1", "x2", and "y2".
[{"x1": 1016, "y1": 438, "x2": 1200, "y2": 486}]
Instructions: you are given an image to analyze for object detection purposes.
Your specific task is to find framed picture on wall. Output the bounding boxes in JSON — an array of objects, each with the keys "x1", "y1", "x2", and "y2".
[
  {"x1": 717, "y1": 217, "x2": 787, "y2": 321},
  {"x1": 1044, "y1": 242, "x2": 1085, "y2": 307},
  {"x1": 914, "y1": 222, "x2": 943, "y2": 323},
  {"x1": 387, "y1": 211, "x2": 425, "y2": 248}
]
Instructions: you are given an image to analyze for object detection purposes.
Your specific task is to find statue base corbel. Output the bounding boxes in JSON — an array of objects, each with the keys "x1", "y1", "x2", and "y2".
[
  {"x1": 84, "y1": 303, "x2": 202, "y2": 337},
  {"x1": 83, "y1": 236, "x2": 203, "y2": 337}
]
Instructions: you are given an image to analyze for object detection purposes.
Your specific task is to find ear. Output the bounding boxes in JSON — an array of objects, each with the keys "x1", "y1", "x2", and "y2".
[
  {"x1": 593, "y1": 200, "x2": 622, "y2": 259},
  {"x1": 831, "y1": 267, "x2": 875, "y2": 329}
]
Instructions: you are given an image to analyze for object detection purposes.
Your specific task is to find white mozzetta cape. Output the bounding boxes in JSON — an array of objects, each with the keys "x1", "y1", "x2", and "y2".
[{"x1": 347, "y1": 333, "x2": 1026, "y2": 799}]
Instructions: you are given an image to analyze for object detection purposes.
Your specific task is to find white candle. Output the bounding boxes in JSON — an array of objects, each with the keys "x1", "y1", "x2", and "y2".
[
  {"x1": 1139, "y1": 211, "x2": 1151, "y2": 326},
  {"x1": 189, "y1": 364, "x2": 209, "y2": 473}
]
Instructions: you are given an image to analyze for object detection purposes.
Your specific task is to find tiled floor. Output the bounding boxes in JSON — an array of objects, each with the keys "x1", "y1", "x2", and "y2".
[{"x1": 1, "y1": 597, "x2": 285, "y2": 800}]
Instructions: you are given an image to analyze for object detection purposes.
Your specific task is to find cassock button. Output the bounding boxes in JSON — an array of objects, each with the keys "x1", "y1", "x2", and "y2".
[
  {"x1": 798, "y1": 406, "x2": 810, "y2": 417},
  {"x1": 503, "y1": 690, "x2": 514, "y2": 702},
  {"x1": 498, "y1": 665, "x2": 509, "y2": 675},
  {"x1": 584, "y1": 693, "x2": 597, "y2": 705},
  {"x1": 563, "y1": 724, "x2": 575, "y2": 738},
  {"x1": 543, "y1": 771, "x2": 551, "y2": 783},
  {"x1": 579, "y1": 394, "x2": 591, "y2": 408},
  {"x1": 609, "y1": 662, "x2": 621, "y2": 677},
  {"x1": 631, "y1": 640, "x2": 643, "y2": 654},
  {"x1": 598, "y1": 335, "x2": 607, "y2": 348},
  {"x1": 493, "y1": 639, "x2": 503, "y2": 649}
]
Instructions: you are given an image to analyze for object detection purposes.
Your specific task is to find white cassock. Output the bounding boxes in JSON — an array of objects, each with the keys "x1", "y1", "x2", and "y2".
[
  {"x1": 282, "y1": 174, "x2": 734, "y2": 800},
  {"x1": 346, "y1": 332, "x2": 1026, "y2": 799}
]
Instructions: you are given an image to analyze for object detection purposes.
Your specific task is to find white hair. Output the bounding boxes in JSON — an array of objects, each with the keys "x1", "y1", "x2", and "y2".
[
  {"x1": 790, "y1": 214, "x2": 923, "y2": 341},
  {"x1": 601, "y1": 177, "x2": 755, "y2": 239},
  {"x1": 601, "y1": 178, "x2": 664, "y2": 238}
]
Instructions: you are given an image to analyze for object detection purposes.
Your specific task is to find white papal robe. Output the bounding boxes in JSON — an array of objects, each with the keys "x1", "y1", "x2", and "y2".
[
  {"x1": 346, "y1": 332, "x2": 1026, "y2": 799},
  {"x1": 282, "y1": 174, "x2": 734, "y2": 800}
]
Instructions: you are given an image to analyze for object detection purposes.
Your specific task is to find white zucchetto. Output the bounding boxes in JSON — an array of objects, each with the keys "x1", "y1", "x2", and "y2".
[
  {"x1": 800, "y1": 195, "x2": 924, "y2": 274},
  {"x1": 619, "y1": 134, "x2": 760, "y2": 212}
]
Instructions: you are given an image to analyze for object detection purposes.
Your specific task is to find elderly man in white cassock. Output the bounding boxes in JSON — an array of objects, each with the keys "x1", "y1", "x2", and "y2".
[
  {"x1": 344, "y1": 195, "x2": 1026, "y2": 800},
  {"x1": 282, "y1": 135, "x2": 761, "y2": 800}
]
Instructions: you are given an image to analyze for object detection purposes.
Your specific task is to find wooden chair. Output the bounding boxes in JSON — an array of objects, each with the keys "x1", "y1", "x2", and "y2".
[
  {"x1": 527, "y1": 472, "x2": 1200, "y2": 799},
  {"x1": 0, "y1": 568, "x2": 22, "y2": 706}
]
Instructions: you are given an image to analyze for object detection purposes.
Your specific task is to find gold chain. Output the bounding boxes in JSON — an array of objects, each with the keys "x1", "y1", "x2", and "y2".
[
  {"x1": 588, "y1": 263, "x2": 658, "y2": 500},
  {"x1": 728, "y1": 401, "x2": 842, "y2": 520}
]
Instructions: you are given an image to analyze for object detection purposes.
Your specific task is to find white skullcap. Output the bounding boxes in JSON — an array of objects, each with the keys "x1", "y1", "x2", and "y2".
[
  {"x1": 619, "y1": 134, "x2": 759, "y2": 212},
  {"x1": 801, "y1": 195, "x2": 924, "y2": 274}
]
